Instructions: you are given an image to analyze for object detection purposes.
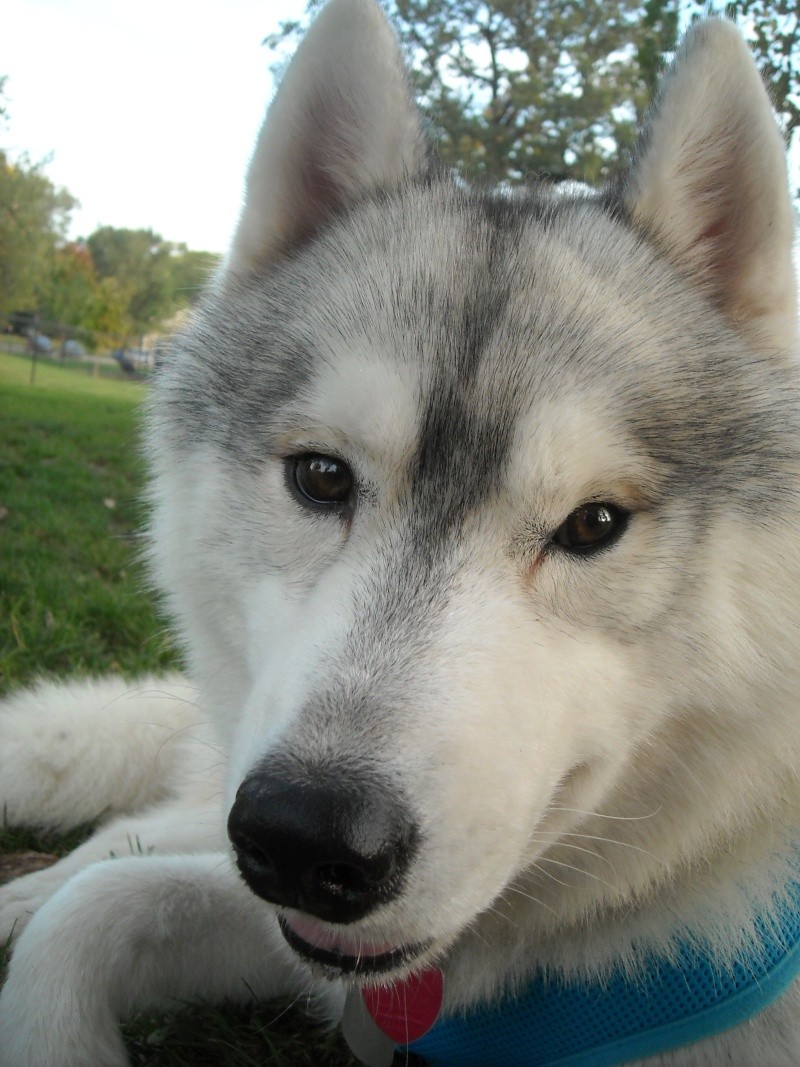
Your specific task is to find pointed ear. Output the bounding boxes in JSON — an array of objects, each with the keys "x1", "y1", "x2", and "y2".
[
  {"x1": 622, "y1": 20, "x2": 797, "y2": 362},
  {"x1": 227, "y1": 0, "x2": 426, "y2": 274}
]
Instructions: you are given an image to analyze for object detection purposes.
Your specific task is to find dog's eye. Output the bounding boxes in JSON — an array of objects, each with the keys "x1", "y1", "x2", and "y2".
[
  {"x1": 288, "y1": 454, "x2": 353, "y2": 509},
  {"x1": 551, "y1": 503, "x2": 629, "y2": 556}
]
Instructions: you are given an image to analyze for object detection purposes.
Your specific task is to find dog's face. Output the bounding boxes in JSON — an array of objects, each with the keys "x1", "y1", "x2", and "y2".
[{"x1": 149, "y1": 0, "x2": 799, "y2": 980}]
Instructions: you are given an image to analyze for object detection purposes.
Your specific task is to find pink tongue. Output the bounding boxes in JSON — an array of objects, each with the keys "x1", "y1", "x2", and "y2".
[{"x1": 362, "y1": 967, "x2": 444, "y2": 1044}]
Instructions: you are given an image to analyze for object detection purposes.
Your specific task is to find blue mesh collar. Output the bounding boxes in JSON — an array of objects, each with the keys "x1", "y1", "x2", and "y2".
[{"x1": 402, "y1": 881, "x2": 800, "y2": 1066}]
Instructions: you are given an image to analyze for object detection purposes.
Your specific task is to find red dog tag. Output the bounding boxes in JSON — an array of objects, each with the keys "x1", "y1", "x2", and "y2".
[{"x1": 362, "y1": 967, "x2": 444, "y2": 1044}]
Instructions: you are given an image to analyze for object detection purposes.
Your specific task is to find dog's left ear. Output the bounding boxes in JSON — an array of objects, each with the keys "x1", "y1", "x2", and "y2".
[
  {"x1": 228, "y1": 0, "x2": 426, "y2": 275},
  {"x1": 622, "y1": 20, "x2": 797, "y2": 362}
]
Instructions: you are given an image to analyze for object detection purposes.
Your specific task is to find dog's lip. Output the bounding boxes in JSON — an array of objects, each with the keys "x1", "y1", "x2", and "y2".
[{"x1": 278, "y1": 912, "x2": 430, "y2": 976}]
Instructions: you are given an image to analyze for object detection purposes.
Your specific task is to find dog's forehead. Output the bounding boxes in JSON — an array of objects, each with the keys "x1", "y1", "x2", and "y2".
[
  {"x1": 285, "y1": 186, "x2": 800, "y2": 515},
  {"x1": 166, "y1": 178, "x2": 798, "y2": 519},
  {"x1": 170, "y1": 189, "x2": 595, "y2": 465},
  {"x1": 271, "y1": 187, "x2": 654, "y2": 481}
]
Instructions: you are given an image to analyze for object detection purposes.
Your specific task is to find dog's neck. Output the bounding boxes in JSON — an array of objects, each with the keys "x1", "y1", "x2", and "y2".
[
  {"x1": 402, "y1": 863, "x2": 800, "y2": 1066},
  {"x1": 388, "y1": 818, "x2": 800, "y2": 1067}
]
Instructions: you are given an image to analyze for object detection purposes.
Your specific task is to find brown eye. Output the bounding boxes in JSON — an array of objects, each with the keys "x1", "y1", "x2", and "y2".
[
  {"x1": 288, "y1": 454, "x2": 353, "y2": 509},
  {"x1": 551, "y1": 503, "x2": 629, "y2": 556}
]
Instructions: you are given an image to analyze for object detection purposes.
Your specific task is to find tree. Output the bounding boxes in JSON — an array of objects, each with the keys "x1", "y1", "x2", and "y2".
[
  {"x1": 33, "y1": 243, "x2": 128, "y2": 348},
  {"x1": 87, "y1": 227, "x2": 176, "y2": 337},
  {"x1": 90, "y1": 276, "x2": 130, "y2": 340},
  {"x1": 265, "y1": 0, "x2": 680, "y2": 185},
  {"x1": 85, "y1": 228, "x2": 218, "y2": 339},
  {"x1": 637, "y1": 0, "x2": 680, "y2": 100},
  {"x1": 0, "y1": 151, "x2": 76, "y2": 319},
  {"x1": 721, "y1": 1, "x2": 798, "y2": 137},
  {"x1": 0, "y1": 77, "x2": 77, "y2": 320},
  {"x1": 36, "y1": 243, "x2": 97, "y2": 332}
]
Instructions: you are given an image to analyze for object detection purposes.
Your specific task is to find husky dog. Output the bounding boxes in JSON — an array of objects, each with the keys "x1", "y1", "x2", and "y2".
[{"x1": 1, "y1": 0, "x2": 799, "y2": 1063}]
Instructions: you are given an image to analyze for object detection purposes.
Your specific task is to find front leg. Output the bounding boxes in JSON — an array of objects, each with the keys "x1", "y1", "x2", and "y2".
[
  {"x1": 0, "y1": 853, "x2": 321, "y2": 1067},
  {"x1": 0, "y1": 797, "x2": 227, "y2": 944}
]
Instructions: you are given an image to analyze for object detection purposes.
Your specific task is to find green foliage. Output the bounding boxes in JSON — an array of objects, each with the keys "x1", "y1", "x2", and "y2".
[
  {"x1": 86, "y1": 227, "x2": 219, "y2": 339},
  {"x1": 27, "y1": 229, "x2": 220, "y2": 345},
  {"x1": 36, "y1": 243, "x2": 97, "y2": 329},
  {"x1": 30, "y1": 243, "x2": 133, "y2": 349},
  {"x1": 722, "y1": 0, "x2": 798, "y2": 135},
  {"x1": 92, "y1": 275, "x2": 131, "y2": 339},
  {"x1": 265, "y1": 0, "x2": 681, "y2": 185},
  {"x1": 0, "y1": 351, "x2": 177, "y2": 689},
  {"x1": 170, "y1": 246, "x2": 221, "y2": 303},
  {"x1": 122, "y1": 1000, "x2": 356, "y2": 1067},
  {"x1": 0, "y1": 151, "x2": 76, "y2": 318},
  {"x1": 267, "y1": 0, "x2": 796, "y2": 186},
  {"x1": 0, "y1": 820, "x2": 94, "y2": 859},
  {"x1": 637, "y1": 0, "x2": 680, "y2": 100}
]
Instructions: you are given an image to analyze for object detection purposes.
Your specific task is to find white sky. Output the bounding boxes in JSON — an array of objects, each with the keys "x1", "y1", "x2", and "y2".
[{"x1": 2, "y1": 0, "x2": 305, "y2": 253}]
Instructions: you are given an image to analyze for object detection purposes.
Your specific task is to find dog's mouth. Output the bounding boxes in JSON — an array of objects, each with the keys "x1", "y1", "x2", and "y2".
[{"x1": 278, "y1": 913, "x2": 431, "y2": 977}]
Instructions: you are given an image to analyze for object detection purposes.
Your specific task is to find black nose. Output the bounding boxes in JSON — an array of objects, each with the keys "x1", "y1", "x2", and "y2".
[{"x1": 227, "y1": 761, "x2": 417, "y2": 924}]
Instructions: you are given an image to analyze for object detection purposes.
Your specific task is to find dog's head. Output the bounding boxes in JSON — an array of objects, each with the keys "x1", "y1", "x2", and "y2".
[{"x1": 149, "y1": 0, "x2": 800, "y2": 982}]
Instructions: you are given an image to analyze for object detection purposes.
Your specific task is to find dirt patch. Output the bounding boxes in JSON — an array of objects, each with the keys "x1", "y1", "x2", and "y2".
[{"x1": 0, "y1": 851, "x2": 58, "y2": 885}]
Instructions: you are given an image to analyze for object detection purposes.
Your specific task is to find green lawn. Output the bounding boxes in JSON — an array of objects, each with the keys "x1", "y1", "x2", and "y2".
[
  {"x1": 0, "y1": 349, "x2": 357, "y2": 1066},
  {"x1": 0, "y1": 349, "x2": 174, "y2": 687}
]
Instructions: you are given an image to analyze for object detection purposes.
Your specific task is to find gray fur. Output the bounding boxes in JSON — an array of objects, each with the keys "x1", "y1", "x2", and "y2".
[{"x1": 160, "y1": 179, "x2": 800, "y2": 515}]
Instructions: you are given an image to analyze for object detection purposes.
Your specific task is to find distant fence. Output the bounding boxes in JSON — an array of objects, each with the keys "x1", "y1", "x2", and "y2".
[
  {"x1": 1, "y1": 337, "x2": 155, "y2": 384},
  {"x1": 2, "y1": 315, "x2": 171, "y2": 382}
]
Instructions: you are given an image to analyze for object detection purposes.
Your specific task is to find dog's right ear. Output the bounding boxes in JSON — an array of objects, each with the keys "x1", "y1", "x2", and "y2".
[{"x1": 227, "y1": 0, "x2": 426, "y2": 275}]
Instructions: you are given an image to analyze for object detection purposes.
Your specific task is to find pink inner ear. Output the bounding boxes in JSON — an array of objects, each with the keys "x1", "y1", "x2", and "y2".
[
  {"x1": 696, "y1": 215, "x2": 731, "y2": 281},
  {"x1": 700, "y1": 218, "x2": 728, "y2": 242},
  {"x1": 688, "y1": 200, "x2": 742, "y2": 294},
  {"x1": 288, "y1": 89, "x2": 359, "y2": 249},
  {"x1": 289, "y1": 155, "x2": 344, "y2": 248}
]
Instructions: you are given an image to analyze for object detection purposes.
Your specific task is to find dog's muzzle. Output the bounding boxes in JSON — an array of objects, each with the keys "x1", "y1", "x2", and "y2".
[{"x1": 227, "y1": 759, "x2": 418, "y2": 924}]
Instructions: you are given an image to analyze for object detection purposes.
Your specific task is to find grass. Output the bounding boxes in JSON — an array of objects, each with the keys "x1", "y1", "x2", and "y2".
[
  {"x1": 0, "y1": 349, "x2": 174, "y2": 685},
  {"x1": 0, "y1": 349, "x2": 359, "y2": 1066}
]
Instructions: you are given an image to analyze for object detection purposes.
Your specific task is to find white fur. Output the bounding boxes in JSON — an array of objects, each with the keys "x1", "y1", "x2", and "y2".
[
  {"x1": 2, "y1": 2, "x2": 799, "y2": 1065},
  {"x1": 0, "y1": 676, "x2": 211, "y2": 830}
]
